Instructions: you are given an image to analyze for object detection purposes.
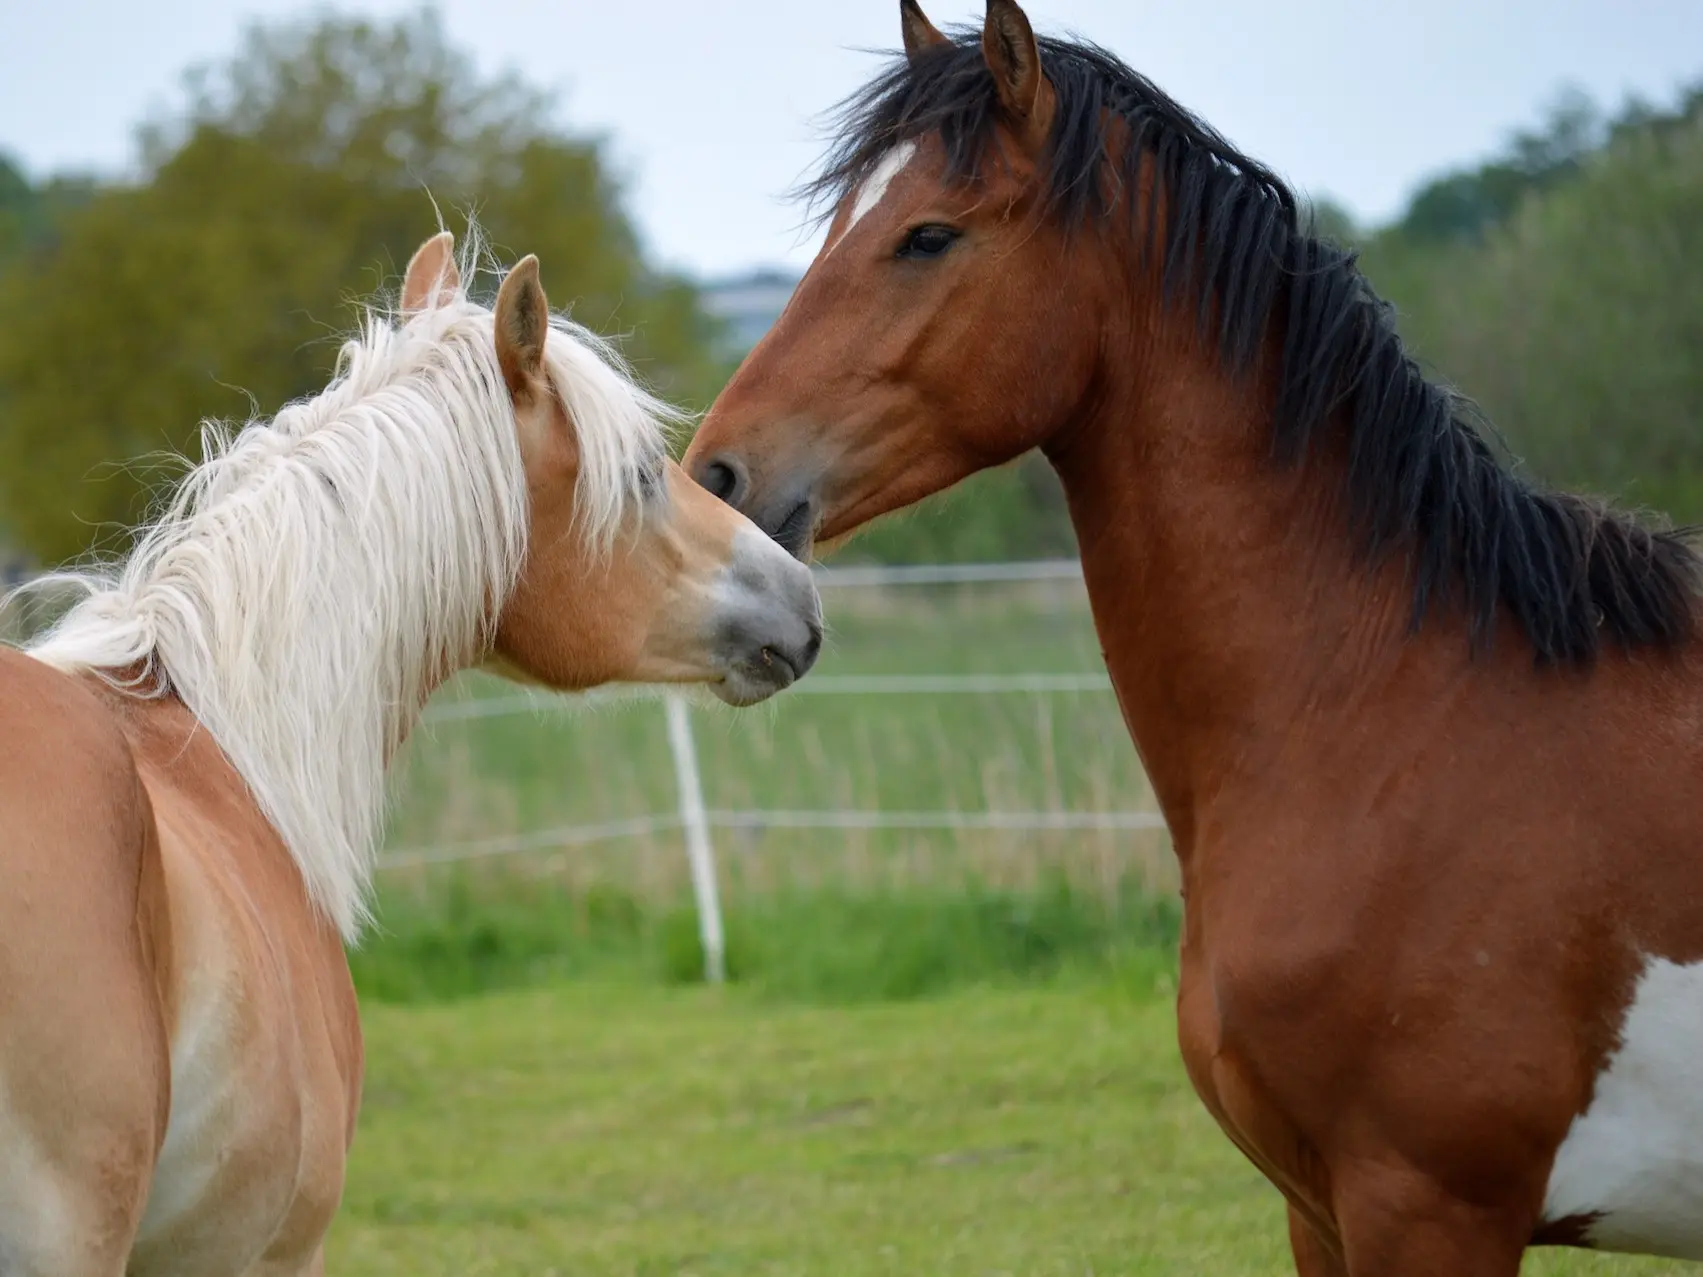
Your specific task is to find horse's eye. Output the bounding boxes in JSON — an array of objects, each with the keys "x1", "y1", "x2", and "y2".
[{"x1": 897, "y1": 224, "x2": 961, "y2": 260}]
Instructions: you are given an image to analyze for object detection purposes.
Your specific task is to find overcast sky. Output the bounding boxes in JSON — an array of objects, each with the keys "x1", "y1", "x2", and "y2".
[{"x1": 3, "y1": 1, "x2": 1700, "y2": 278}]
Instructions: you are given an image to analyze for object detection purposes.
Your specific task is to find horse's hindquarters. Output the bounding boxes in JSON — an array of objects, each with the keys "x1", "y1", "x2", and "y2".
[
  {"x1": 0, "y1": 660, "x2": 360, "y2": 1277},
  {"x1": 0, "y1": 921, "x2": 170, "y2": 1276},
  {"x1": 123, "y1": 703, "x2": 361, "y2": 1277},
  {"x1": 0, "y1": 653, "x2": 173, "y2": 1273}
]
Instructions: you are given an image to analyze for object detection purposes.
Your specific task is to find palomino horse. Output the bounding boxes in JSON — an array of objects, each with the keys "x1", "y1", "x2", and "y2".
[
  {"x1": 685, "y1": 3, "x2": 1703, "y2": 1272},
  {"x1": 0, "y1": 231, "x2": 820, "y2": 1274}
]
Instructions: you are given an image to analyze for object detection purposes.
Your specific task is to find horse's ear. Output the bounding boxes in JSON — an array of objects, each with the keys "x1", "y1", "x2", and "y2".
[
  {"x1": 981, "y1": 0, "x2": 1049, "y2": 142},
  {"x1": 494, "y1": 255, "x2": 549, "y2": 399},
  {"x1": 901, "y1": 0, "x2": 949, "y2": 61},
  {"x1": 401, "y1": 231, "x2": 460, "y2": 314}
]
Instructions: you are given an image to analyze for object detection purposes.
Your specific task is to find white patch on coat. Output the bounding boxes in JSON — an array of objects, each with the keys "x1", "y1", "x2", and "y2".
[{"x1": 1542, "y1": 956, "x2": 1703, "y2": 1258}]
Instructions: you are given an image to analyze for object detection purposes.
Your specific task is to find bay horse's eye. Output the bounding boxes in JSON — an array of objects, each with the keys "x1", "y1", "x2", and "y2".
[{"x1": 897, "y1": 224, "x2": 961, "y2": 260}]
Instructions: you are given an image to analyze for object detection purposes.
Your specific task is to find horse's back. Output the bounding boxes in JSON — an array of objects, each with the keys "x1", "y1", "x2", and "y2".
[
  {"x1": 0, "y1": 647, "x2": 173, "y2": 1273},
  {"x1": 0, "y1": 644, "x2": 157, "y2": 846}
]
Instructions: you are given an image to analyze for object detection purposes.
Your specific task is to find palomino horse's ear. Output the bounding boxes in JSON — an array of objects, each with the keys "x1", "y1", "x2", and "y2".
[
  {"x1": 900, "y1": 0, "x2": 950, "y2": 61},
  {"x1": 981, "y1": 0, "x2": 1049, "y2": 141},
  {"x1": 401, "y1": 231, "x2": 460, "y2": 314},
  {"x1": 494, "y1": 255, "x2": 550, "y2": 399}
]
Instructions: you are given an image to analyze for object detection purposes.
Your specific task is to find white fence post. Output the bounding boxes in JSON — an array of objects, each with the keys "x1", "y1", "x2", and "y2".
[{"x1": 664, "y1": 694, "x2": 725, "y2": 984}]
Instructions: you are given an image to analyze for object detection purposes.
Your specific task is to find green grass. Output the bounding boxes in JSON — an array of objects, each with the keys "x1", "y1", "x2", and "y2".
[
  {"x1": 350, "y1": 873, "x2": 1181, "y2": 1005},
  {"x1": 330, "y1": 979, "x2": 1687, "y2": 1276}
]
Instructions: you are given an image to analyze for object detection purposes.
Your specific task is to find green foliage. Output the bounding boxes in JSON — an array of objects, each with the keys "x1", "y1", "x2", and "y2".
[
  {"x1": 1388, "y1": 86, "x2": 1605, "y2": 247},
  {"x1": 830, "y1": 453, "x2": 1077, "y2": 564},
  {"x1": 1364, "y1": 87, "x2": 1703, "y2": 517},
  {"x1": 667, "y1": 877, "x2": 1180, "y2": 1002},
  {"x1": 349, "y1": 873, "x2": 1179, "y2": 1005},
  {"x1": 1301, "y1": 194, "x2": 1358, "y2": 246},
  {"x1": 0, "y1": 10, "x2": 723, "y2": 564},
  {"x1": 0, "y1": 157, "x2": 95, "y2": 272},
  {"x1": 0, "y1": 156, "x2": 31, "y2": 265}
]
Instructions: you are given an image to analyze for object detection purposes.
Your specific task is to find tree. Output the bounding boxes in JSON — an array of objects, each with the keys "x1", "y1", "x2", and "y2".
[
  {"x1": 836, "y1": 455, "x2": 1077, "y2": 565},
  {"x1": 1389, "y1": 87, "x2": 1603, "y2": 247},
  {"x1": 1364, "y1": 86, "x2": 1703, "y2": 517},
  {"x1": 0, "y1": 156, "x2": 97, "y2": 272},
  {"x1": 1302, "y1": 195, "x2": 1358, "y2": 247},
  {"x1": 0, "y1": 10, "x2": 724, "y2": 563}
]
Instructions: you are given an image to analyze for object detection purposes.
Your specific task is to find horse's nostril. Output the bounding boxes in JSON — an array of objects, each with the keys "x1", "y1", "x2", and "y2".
[
  {"x1": 772, "y1": 498, "x2": 815, "y2": 560},
  {"x1": 802, "y1": 624, "x2": 824, "y2": 670},
  {"x1": 698, "y1": 457, "x2": 747, "y2": 506},
  {"x1": 703, "y1": 462, "x2": 736, "y2": 501}
]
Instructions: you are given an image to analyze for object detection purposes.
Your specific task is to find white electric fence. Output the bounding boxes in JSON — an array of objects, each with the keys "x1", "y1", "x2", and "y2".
[{"x1": 386, "y1": 559, "x2": 1166, "y2": 984}]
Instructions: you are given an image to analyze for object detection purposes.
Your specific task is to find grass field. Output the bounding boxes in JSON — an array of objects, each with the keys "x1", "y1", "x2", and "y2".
[{"x1": 329, "y1": 978, "x2": 1688, "y2": 1276}]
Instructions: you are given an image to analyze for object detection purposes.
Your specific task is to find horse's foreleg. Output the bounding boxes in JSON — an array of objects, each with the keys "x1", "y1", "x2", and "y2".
[
  {"x1": 1332, "y1": 1163, "x2": 1529, "y2": 1277},
  {"x1": 1288, "y1": 1203, "x2": 1348, "y2": 1277}
]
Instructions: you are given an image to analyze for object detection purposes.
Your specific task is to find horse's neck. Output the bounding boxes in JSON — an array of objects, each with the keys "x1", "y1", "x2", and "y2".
[{"x1": 1044, "y1": 343, "x2": 1453, "y2": 866}]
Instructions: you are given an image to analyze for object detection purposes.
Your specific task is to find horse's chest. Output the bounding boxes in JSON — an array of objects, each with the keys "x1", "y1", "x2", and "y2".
[
  {"x1": 1174, "y1": 945, "x2": 1328, "y2": 1210},
  {"x1": 1542, "y1": 956, "x2": 1703, "y2": 1259}
]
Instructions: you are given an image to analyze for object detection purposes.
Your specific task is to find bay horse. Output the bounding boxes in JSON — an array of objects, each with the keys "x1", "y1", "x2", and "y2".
[
  {"x1": 684, "y1": 3, "x2": 1703, "y2": 1272},
  {"x1": 0, "y1": 230, "x2": 821, "y2": 1275}
]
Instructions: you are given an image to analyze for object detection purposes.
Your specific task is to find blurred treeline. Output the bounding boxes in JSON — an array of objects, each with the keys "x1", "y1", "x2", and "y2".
[
  {"x1": 0, "y1": 10, "x2": 1699, "y2": 567},
  {"x1": 1357, "y1": 85, "x2": 1703, "y2": 521},
  {"x1": 0, "y1": 11, "x2": 725, "y2": 563}
]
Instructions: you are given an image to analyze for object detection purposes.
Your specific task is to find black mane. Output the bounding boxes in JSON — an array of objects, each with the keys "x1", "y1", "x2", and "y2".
[{"x1": 807, "y1": 30, "x2": 1700, "y2": 665}]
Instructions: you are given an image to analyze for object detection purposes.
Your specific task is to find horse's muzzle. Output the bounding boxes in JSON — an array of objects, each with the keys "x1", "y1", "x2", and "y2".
[{"x1": 707, "y1": 525, "x2": 823, "y2": 706}]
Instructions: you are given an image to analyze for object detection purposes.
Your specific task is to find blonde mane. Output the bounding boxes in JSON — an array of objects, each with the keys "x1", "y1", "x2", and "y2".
[{"x1": 17, "y1": 245, "x2": 673, "y2": 939}]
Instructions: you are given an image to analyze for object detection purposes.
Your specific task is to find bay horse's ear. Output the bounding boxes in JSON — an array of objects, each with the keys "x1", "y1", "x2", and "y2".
[
  {"x1": 401, "y1": 231, "x2": 460, "y2": 314},
  {"x1": 982, "y1": 0, "x2": 1049, "y2": 142},
  {"x1": 900, "y1": 0, "x2": 950, "y2": 61},
  {"x1": 494, "y1": 255, "x2": 549, "y2": 399}
]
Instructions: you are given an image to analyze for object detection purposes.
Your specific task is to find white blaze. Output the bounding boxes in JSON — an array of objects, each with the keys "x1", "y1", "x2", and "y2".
[{"x1": 826, "y1": 140, "x2": 919, "y2": 255}]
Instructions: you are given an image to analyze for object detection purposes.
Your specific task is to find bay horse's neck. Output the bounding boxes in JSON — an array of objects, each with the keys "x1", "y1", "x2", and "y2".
[{"x1": 1043, "y1": 323, "x2": 1464, "y2": 868}]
